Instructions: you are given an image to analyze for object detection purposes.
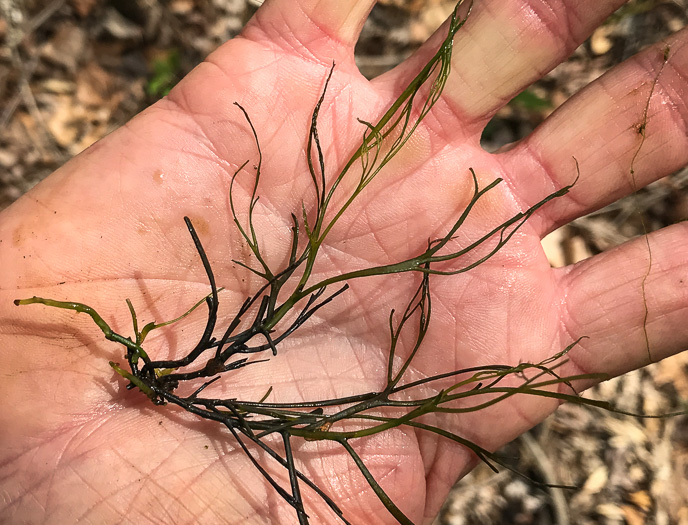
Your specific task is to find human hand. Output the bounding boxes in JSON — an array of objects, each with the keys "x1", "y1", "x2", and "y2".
[{"x1": 1, "y1": 1, "x2": 687, "y2": 523}]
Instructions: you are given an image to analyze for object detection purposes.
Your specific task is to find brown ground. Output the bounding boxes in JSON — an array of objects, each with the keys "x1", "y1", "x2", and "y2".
[{"x1": 1, "y1": 1, "x2": 687, "y2": 524}]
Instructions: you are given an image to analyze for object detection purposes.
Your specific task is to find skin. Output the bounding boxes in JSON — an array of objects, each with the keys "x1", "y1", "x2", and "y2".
[{"x1": 1, "y1": 0, "x2": 687, "y2": 523}]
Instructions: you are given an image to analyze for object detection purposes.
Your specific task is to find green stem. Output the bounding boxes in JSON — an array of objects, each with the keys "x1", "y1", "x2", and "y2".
[
  {"x1": 14, "y1": 297, "x2": 144, "y2": 355},
  {"x1": 339, "y1": 439, "x2": 414, "y2": 525}
]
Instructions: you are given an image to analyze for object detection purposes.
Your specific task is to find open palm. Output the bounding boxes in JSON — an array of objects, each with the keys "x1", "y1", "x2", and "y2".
[{"x1": 1, "y1": 1, "x2": 687, "y2": 523}]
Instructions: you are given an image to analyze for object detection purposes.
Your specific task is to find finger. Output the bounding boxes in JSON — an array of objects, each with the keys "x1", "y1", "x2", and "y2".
[
  {"x1": 378, "y1": 0, "x2": 626, "y2": 132},
  {"x1": 557, "y1": 222, "x2": 688, "y2": 384},
  {"x1": 245, "y1": 0, "x2": 376, "y2": 62},
  {"x1": 500, "y1": 28, "x2": 688, "y2": 236}
]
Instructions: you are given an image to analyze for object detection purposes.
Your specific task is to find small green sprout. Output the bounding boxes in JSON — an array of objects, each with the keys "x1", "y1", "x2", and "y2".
[{"x1": 146, "y1": 48, "x2": 181, "y2": 98}]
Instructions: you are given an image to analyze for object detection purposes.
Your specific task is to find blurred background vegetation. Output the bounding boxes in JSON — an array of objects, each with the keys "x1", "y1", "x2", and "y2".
[{"x1": 1, "y1": 1, "x2": 687, "y2": 523}]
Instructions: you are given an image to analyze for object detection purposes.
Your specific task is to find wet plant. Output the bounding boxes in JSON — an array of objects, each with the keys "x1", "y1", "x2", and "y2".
[{"x1": 13, "y1": 2, "x2": 677, "y2": 523}]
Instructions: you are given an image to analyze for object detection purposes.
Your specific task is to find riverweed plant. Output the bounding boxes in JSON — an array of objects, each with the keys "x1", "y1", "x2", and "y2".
[{"x1": 13, "y1": 1, "x2": 678, "y2": 523}]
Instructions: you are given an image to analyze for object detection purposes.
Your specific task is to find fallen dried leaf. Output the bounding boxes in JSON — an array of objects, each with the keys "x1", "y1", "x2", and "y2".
[
  {"x1": 621, "y1": 504, "x2": 646, "y2": 525},
  {"x1": 76, "y1": 62, "x2": 116, "y2": 107},
  {"x1": 46, "y1": 95, "x2": 82, "y2": 147},
  {"x1": 40, "y1": 22, "x2": 88, "y2": 72},
  {"x1": 590, "y1": 26, "x2": 614, "y2": 55},
  {"x1": 583, "y1": 465, "x2": 609, "y2": 494}
]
